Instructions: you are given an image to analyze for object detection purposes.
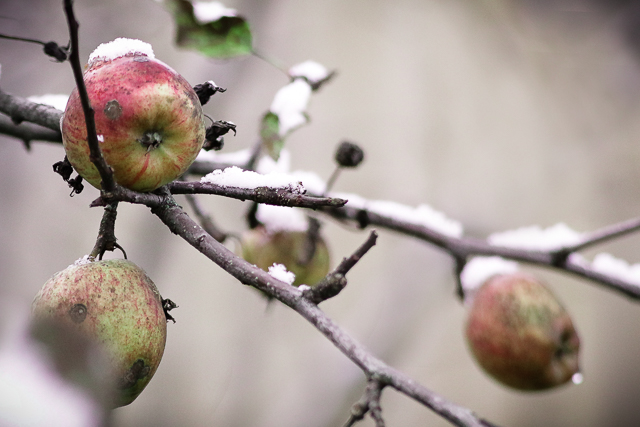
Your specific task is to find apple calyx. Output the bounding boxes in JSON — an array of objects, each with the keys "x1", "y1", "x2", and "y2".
[
  {"x1": 465, "y1": 272, "x2": 581, "y2": 391},
  {"x1": 138, "y1": 131, "x2": 163, "y2": 151}
]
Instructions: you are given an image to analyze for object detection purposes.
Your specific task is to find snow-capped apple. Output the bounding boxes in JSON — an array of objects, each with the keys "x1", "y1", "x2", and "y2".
[
  {"x1": 61, "y1": 38, "x2": 205, "y2": 192},
  {"x1": 240, "y1": 225, "x2": 330, "y2": 288},
  {"x1": 31, "y1": 258, "x2": 168, "y2": 407},
  {"x1": 465, "y1": 272, "x2": 580, "y2": 391}
]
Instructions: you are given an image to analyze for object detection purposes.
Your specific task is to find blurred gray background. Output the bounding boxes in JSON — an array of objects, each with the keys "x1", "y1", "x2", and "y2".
[{"x1": 2, "y1": 0, "x2": 640, "y2": 425}]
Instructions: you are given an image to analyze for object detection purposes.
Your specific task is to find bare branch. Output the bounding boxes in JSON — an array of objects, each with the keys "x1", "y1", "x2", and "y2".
[
  {"x1": 0, "y1": 114, "x2": 61, "y2": 144},
  {"x1": 147, "y1": 193, "x2": 496, "y2": 427},
  {"x1": 0, "y1": 88, "x2": 63, "y2": 132}
]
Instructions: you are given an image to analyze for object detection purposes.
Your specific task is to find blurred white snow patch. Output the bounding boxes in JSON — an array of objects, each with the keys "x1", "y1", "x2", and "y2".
[
  {"x1": 288, "y1": 60, "x2": 330, "y2": 85},
  {"x1": 268, "y1": 263, "x2": 296, "y2": 285},
  {"x1": 460, "y1": 256, "x2": 519, "y2": 299},
  {"x1": 257, "y1": 204, "x2": 309, "y2": 233},
  {"x1": 88, "y1": 38, "x2": 154, "y2": 65},
  {"x1": 257, "y1": 149, "x2": 291, "y2": 174},
  {"x1": 270, "y1": 79, "x2": 312, "y2": 136},
  {"x1": 0, "y1": 304, "x2": 102, "y2": 427},
  {"x1": 297, "y1": 284, "x2": 311, "y2": 292},
  {"x1": 327, "y1": 193, "x2": 462, "y2": 236},
  {"x1": 192, "y1": 1, "x2": 237, "y2": 23},
  {"x1": 488, "y1": 223, "x2": 583, "y2": 251},
  {"x1": 27, "y1": 94, "x2": 69, "y2": 111},
  {"x1": 196, "y1": 148, "x2": 252, "y2": 165},
  {"x1": 289, "y1": 170, "x2": 326, "y2": 195},
  {"x1": 201, "y1": 166, "x2": 304, "y2": 193},
  {"x1": 368, "y1": 200, "x2": 463, "y2": 237},
  {"x1": 591, "y1": 253, "x2": 640, "y2": 286}
]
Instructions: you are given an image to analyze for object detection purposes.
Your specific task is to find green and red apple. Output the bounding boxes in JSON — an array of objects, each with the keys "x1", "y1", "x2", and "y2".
[
  {"x1": 32, "y1": 258, "x2": 168, "y2": 407},
  {"x1": 240, "y1": 225, "x2": 330, "y2": 288},
  {"x1": 465, "y1": 272, "x2": 580, "y2": 391},
  {"x1": 61, "y1": 38, "x2": 205, "y2": 192}
]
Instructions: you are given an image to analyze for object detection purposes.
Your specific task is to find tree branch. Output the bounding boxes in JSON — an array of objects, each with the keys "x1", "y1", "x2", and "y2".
[
  {"x1": 147, "y1": 193, "x2": 495, "y2": 427},
  {"x1": 63, "y1": 0, "x2": 115, "y2": 192},
  {"x1": 0, "y1": 89, "x2": 64, "y2": 132},
  {"x1": 322, "y1": 203, "x2": 640, "y2": 300},
  {"x1": 0, "y1": 114, "x2": 62, "y2": 145},
  {"x1": 303, "y1": 230, "x2": 378, "y2": 304},
  {"x1": 169, "y1": 180, "x2": 346, "y2": 209}
]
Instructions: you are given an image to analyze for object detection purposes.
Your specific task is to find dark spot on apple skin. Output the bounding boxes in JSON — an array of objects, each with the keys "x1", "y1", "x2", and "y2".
[
  {"x1": 118, "y1": 359, "x2": 151, "y2": 389},
  {"x1": 68, "y1": 303, "x2": 87, "y2": 323},
  {"x1": 104, "y1": 99, "x2": 123, "y2": 120}
]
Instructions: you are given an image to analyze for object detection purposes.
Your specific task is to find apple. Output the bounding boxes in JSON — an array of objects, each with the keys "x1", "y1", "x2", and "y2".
[
  {"x1": 465, "y1": 272, "x2": 580, "y2": 391},
  {"x1": 240, "y1": 225, "x2": 330, "y2": 288},
  {"x1": 31, "y1": 258, "x2": 168, "y2": 407},
  {"x1": 61, "y1": 39, "x2": 205, "y2": 192}
]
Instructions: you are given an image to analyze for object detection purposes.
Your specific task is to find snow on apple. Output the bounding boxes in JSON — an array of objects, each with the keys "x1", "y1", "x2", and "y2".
[{"x1": 61, "y1": 38, "x2": 205, "y2": 192}]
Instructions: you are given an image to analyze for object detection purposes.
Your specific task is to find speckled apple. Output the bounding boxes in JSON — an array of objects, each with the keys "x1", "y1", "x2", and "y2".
[
  {"x1": 465, "y1": 272, "x2": 580, "y2": 391},
  {"x1": 61, "y1": 52, "x2": 205, "y2": 192},
  {"x1": 241, "y1": 226, "x2": 330, "y2": 287},
  {"x1": 31, "y1": 259, "x2": 167, "y2": 407}
]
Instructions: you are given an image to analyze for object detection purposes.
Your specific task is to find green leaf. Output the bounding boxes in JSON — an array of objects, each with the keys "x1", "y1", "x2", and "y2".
[
  {"x1": 260, "y1": 112, "x2": 284, "y2": 161},
  {"x1": 165, "y1": 0, "x2": 252, "y2": 58}
]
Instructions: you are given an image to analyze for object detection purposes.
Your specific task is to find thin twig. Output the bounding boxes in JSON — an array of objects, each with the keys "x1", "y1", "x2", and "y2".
[
  {"x1": 0, "y1": 115, "x2": 61, "y2": 144},
  {"x1": 63, "y1": 0, "x2": 115, "y2": 192},
  {"x1": 89, "y1": 202, "x2": 126, "y2": 259},
  {"x1": 303, "y1": 230, "x2": 378, "y2": 304},
  {"x1": 183, "y1": 193, "x2": 228, "y2": 242}
]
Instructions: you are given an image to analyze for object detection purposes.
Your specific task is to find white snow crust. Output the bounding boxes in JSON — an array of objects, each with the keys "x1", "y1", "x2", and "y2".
[
  {"x1": 256, "y1": 204, "x2": 309, "y2": 233},
  {"x1": 268, "y1": 263, "x2": 296, "y2": 285},
  {"x1": 88, "y1": 38, "x2": 155, "y2": 65},
  {"x1": 200, "y1": 166, "x2": 304, "y2": 193}
]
